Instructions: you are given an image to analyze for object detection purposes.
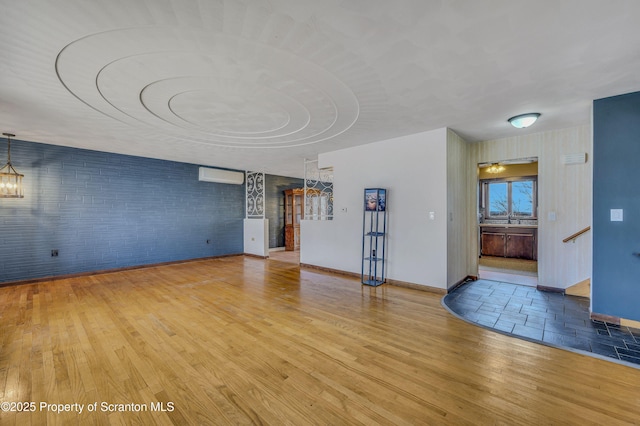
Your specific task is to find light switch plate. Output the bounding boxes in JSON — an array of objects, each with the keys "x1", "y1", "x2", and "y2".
[{"x1": 610, "y1": 209, "x2": 623, "y2": 222}]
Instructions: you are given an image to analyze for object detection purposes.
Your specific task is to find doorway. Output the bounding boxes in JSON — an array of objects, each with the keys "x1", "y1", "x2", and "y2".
[
  {"x1": 477, "y1": 157, "x2": 539, "y2": 286},
  {"x1": 284, "y1": 188, "x2": 304, "y2": 252}
]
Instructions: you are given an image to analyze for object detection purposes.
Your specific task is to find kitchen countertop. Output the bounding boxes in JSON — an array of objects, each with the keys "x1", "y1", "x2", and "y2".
[{"x1": 479, "y1": 223, "x2": 538, "y2": 229}]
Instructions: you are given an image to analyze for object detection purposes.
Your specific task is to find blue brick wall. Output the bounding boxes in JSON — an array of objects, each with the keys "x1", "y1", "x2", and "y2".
[
  {"x1": 0, "y1": 139, "x2": 245, "y2": 283},
  {"x1": 264, "y1": 175, "x2": 303, "y2": 248}
]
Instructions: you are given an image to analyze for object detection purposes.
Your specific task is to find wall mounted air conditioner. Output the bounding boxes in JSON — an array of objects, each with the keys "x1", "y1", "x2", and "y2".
[{"x1": 198, "y1": 167, "x2": 244, "y2": 185}]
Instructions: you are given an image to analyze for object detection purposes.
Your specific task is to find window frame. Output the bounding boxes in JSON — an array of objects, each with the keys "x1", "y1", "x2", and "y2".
[{"x1": 480, "y1": 176, "x2": 537, "y2": 220}]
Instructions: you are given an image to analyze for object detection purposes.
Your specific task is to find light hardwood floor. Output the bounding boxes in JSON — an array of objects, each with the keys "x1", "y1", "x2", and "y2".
[
  {"x1": 267, "y1": 249, "x2": 300, "y2": 264},
  {"x1": 1, "y1": 256, "x2": 639, "y2": 425}
]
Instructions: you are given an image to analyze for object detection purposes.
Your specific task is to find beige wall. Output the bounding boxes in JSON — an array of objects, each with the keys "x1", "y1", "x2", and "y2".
[
  {"x1": 447, "y1": 129, "x2": 472, "y2": 288},
  {"x1": 468, "y1": 125, "x2": 592, "y2": 289}
]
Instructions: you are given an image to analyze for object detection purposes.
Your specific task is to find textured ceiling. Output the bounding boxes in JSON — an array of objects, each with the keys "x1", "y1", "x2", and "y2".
[{"x1": 1, "y1": 0, "x2": 640, "y2": 177}]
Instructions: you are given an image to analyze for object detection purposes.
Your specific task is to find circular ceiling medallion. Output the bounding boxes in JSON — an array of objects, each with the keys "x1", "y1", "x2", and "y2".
[{"x1": 56, "y1": 27, "x2": 360, "y2": 148}]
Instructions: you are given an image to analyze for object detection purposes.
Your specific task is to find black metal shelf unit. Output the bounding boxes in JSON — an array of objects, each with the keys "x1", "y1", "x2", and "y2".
[{"x1": 361, "y1": 188, "x2": 387, "y2": 286}]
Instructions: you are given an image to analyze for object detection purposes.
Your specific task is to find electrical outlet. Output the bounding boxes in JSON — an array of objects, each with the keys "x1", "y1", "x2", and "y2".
[
  {"x1": 51, "y1": 249, "x2": 59, "y2": 257},
  {"x1": 206, "y1": 239, "x2": 211, "y2": 244}
]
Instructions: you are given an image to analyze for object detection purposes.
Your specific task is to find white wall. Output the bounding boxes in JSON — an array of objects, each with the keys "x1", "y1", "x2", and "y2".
[
  {"x1": 470, "y1": 125, "x2": 592, "y2": 289},
  {"x1": 243, "y1": 219, "x2": 269, "y2": 257},
  {"x1": 301, "y1": 128, "x2": 449, "y2": 289},
  {"x1": 301, "y1": 124, "x2": 591, "y2": 291}
]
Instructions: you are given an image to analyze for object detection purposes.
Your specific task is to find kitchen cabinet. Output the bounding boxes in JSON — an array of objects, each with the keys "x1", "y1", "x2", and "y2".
[
  {"x1": 481, "y1": 232, "x2": 506, "y2": 257},
  {"x1": 480, "y1": 226, "x2": 537, "y2": 260}
]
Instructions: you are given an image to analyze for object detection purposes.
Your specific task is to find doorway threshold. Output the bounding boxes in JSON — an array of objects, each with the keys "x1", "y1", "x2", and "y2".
[{"x1": 478, "y1": 268, "x2": 538, "y2": 287}]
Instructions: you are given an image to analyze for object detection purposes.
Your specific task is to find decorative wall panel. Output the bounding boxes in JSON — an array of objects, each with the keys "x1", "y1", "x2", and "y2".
[
  {"x1": 246, "y1": 171, "x2": 265, "y2": 218},
  {"x1": 304, "y1": 159, "x2": 333, "y2": 220}
]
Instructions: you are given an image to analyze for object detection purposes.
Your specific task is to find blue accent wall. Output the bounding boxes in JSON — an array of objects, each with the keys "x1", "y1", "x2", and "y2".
[
  {"x1": 264, "y1": 174, "x2": 303, "y2": 248},
  {"x1": 0, "y1": 140, "x2": 245, "y2": 283},
  {"x1": 593, "y1": 91, "x2": 640, "y2": 321}
]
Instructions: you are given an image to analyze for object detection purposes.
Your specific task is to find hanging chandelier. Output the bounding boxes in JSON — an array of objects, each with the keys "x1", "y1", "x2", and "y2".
[{"x1": 0, "y1": 133, "x2": 24, "y2": 198}]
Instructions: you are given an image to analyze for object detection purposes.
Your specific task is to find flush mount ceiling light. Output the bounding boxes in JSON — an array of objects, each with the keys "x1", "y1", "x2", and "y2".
[
  {"x1": 0, "y1": 132, "x2": 24, "y2": 198},
  {"x1": 508, "y1": 113, "x2": 541, "y2": 129},
  {"x1": 485, "y1": 163, "x2": 505, "y2": 174}
]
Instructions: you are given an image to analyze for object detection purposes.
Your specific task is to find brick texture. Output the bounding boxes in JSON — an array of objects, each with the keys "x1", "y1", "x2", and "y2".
[{"x1": 0, "y1": 140, "x2": 245, "y2": 283}]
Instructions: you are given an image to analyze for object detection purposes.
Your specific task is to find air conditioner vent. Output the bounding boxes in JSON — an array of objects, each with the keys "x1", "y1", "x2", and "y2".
[{"x1": 562, "y1": 153, "x2": 586, "y2": 165}]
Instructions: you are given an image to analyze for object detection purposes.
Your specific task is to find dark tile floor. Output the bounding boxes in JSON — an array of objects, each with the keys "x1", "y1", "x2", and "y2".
[{"x1": 443, "y1": 279, "x2": 640, "y2": 369}]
